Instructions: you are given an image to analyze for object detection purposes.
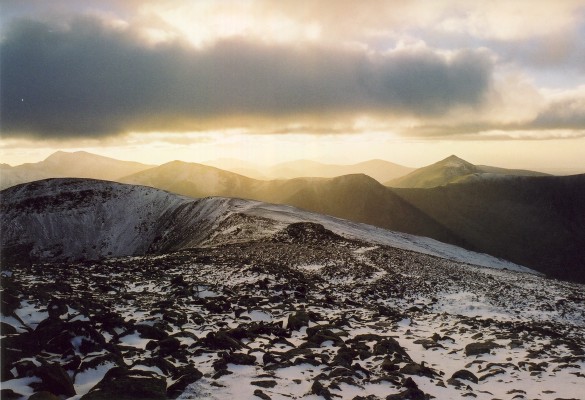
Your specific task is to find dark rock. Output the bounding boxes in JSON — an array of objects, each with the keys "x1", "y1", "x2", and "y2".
[
  {"x1": 0, "y1": 322, "x2": 17, "y2": 335},
  {"x1": 47, "y1": 299, "x2": 68, "y2": 319},
  {"x1": 158, "y1": 337, "x2": 181, "y2": 356},
  {"x1": 400, "y1": 363, "x2": 438, "y2": 378},
  {"x1": 465, "y1": 341, "x2": 501, "y2": 356},
  {"x1": 134, "y1": 324, "x2": 169, "y2": 340},
  {"x1": 509, "y1": 339, "x2": 524, "y2": 349},
  {"x1": 413, "y1": 338, "x2": 444, "y2": 349},
  {"x1": 328, "y1": 367, "x2": 354, "y2": 378},
  {"x1": 204, "y1": 297, "x2": 231, "y2": 313},
  {"x1": 29, "y1": 391, "x2": 61, "y2": 400},
  {"x1": 80, "y1": 367, "x2": 166, "y2": 400},
  {"x1": 274, "y1": 222, "x2": 343, "y2": 244},
  {"x1": 92, "y1": 311, "x2": 128, "y2": 332},
  {"x1": 162, "y1": 310, "x2": 188, "y2": 327},
  {"x1": 225, "y1": 352, "x2": 256, "y2": 365},
  {"x1": 303, "y1": 328, "x2": 344, "y2": 348},
  {"x1": 34, "y1": 363, "x2": 76, "y2": 397},
  {"x1": 167, "y1": 367, "x2": 203, "y2": 399},
  {"x1": 311, "y1": 380, "x2": 333, "y2": 400},
  {"x1": 251, "y1": 380, "x2": 278, "y2": 388},
  {"x1": 373, "y1": 337, "x2": 412, "y2": 363},
  {"x1": 287, "y1": 311, "x2": 310, "y2": 331},
  {"x1": 0, "y1": 389, "x2": 23, "y2": 400},
  {"x1": 204, "y1": 331, "x2": 242, "y2": 350},
  {"x1": 78, "y1": 353, "x2": 123, "y2": 373},
  {"x1": 386, "y1": 378, "x2": 427, "y2": 400},
  {"x1": 333, "y1": 347, "x2": 357, "y2": 368},
  {"x1": 0, "y1": 290, "x2": 21, "y2": 315},
  {"x1": 253, "y1": 389, "x2": 272, "y2": 400},
  {"x1": 479, "y1": 368, "x2": 506, "y2": 381},
  {"x1": 13, "y1": 359, "x2": 37, "y2": 378},
  {"x1": 450, "y1": 369, "x2": 479, "y2": 384},
  {"x1": 263, "y1": 352, "x2": 278, "y2": 365},
  {"x1": 190, "y1": 312, "x2": 205, "y2": 324},
  {"x1": 381, "y1": 357, "x2": 399, "y2": 372}
]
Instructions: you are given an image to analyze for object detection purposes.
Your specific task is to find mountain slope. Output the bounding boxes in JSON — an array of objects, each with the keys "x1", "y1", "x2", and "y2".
[
  {"x1": 391, "y1": 174, "x2": 585, "y2": 282},
  {"x1": 203, "y1": 158, "x2": 414, "y2": 182},
  {"x1": 121, "y1": 164, "x2": 468, "y2": 248},
  {"x1": 2, "y1": 179, "x2": 584, "y2": 400},
  {"x1": 266, "y1": 159, "x2": 415, "y2": 183},
  {"x1": 118, "y1": 162, "x2": 585, "y2": 281},
  {"x1": 386, "y1": 155, "x2": 548, "y2": 188},
  {"x1": 0, "y1": 178, "x2": 528, "y2": 272},
  {"x1": 120, "y1": 160, "x2": 260, "y2": 199},
  {"x1": 0, "y1": 151, "x2": 153, "y2": 190},
  {"x1": 3, "y1": 244, "x2": 583, "y2": 400}
]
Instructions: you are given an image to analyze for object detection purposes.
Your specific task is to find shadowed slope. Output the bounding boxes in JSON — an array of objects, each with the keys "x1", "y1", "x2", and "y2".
[{"x1": 391, "y1": 175, "x2": 585, "y2": 281}]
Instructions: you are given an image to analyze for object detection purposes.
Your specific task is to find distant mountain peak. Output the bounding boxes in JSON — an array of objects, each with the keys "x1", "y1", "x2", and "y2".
[{"x1": 438, "y1": 154, "x2": 472, "y2": 166}]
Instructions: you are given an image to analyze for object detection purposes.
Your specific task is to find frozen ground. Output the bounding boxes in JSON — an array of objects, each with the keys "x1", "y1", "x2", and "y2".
[{"x1": 1, "y1": 223, "x2": 583, "y2": 400}]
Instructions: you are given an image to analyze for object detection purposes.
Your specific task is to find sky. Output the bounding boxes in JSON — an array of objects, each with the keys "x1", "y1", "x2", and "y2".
[{"x1": 1, "y1": 0, "x2": 584, "y2": 172}]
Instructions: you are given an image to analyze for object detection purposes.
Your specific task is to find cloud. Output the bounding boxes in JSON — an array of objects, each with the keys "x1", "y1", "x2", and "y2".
[
  {"x1": 0, "y1": 16, "x2": 494, "y2": 138},
  {"x1": 404, "y1": 87, "x2": 585, "y2": 139}
]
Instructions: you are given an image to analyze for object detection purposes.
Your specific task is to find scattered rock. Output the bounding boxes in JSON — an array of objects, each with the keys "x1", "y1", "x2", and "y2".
[
  {"x1": 450, "y1": 369, "x2": 479, "y2": 384},
  {"x1": 80, "y1": 367, "x2": 167, "y2": 400},
  {"x1": 33, "y1": 363, "x2": 76, "y2": 397},
  {"x1": 253, "y1": 389, "x2": 272, "y2": 400},
  {"x1": 287, "y1": 311, "x2": 310, "y2": 331},
  {"x1": 465, "y1": 341, "x2": 501, "y2": 356},
  {"x1": 251, "y1": 380, "x2": 278, "y2": 388}
]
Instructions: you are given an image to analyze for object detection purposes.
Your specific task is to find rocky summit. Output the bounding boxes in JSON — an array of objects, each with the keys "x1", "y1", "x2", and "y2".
[
  {"x1": 1, "y1": 180, "x2": 584, "y2": 400},
  {"x1": 2, "y1": 224, "x2": 584, "y2": 400}
]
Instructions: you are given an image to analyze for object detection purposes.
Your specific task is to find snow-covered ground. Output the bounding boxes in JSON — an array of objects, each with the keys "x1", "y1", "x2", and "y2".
[
  {"x1": 1, "y1": 226, "x2": 583, "y2": 400},
  {"x1": 2, "y1": 178, "x2": 534, "y2": 274},
  {"x1": 1, "y1": 178, "x2": 581, "y2": 400}
]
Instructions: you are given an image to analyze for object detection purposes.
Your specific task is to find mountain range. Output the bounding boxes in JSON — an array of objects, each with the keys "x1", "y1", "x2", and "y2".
[
  {"x1": 0, "y1": 151, "x2": 153, "y2": 190},
  {"x1": 204, "y1": 158, "x2": 416, "y2": 183},
  {"x1": 118, "y1": 160, "x2": 585, "y2": 282},
  {"x1": 1, "y1": 151, "x2": 584, "y2": 282}
]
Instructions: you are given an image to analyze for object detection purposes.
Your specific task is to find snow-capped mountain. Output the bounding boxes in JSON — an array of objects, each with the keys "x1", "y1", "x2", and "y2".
[{"x1": 1, "y1": 178, "x2": 530, "y2": 272}]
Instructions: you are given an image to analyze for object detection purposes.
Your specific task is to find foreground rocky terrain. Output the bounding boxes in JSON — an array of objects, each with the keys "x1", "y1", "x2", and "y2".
[
  {"x1": 1, "y1": 179, "x2": 584, "y2": 399},
  {"x1": 2, "y1": 221, "x2": 584, "y2": 400}
]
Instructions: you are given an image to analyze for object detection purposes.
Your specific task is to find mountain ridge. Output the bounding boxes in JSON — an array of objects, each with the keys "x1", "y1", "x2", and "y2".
[
  {"x1": 0, "y1": 151, "x2": 154, "y2": 190},
  {"x1": 386, "y1": 154, "x2": 549, "y2": 188},
  {"x1": 0, "y1": 178, "x2": 530, "y2": 272}
]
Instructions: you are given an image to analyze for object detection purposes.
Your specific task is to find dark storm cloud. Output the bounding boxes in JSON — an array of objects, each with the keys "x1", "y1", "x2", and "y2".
[
  {"x1": 1, "y1": 16, "x2": 494, "y2": 137},
  {"x1": 531, "y1": 96, "x2": 585, "y2": 130}
]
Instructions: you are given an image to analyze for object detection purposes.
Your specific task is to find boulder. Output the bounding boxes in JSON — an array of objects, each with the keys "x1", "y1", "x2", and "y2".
[
  {"x1": 80, "y1": 367, "x2": 166, "y2": 400},
  {"x1": 34, "y1": 363, "x2": 76, "y2": 397},
  {"x1": 287, "y1": 311, "x2": 310, "y2": 331},
  {"x1": 465, "y1": 341, "x2": 501, "y2": 356},
  {"x1": 450, "y1": 369, "x2": 478, "y2": 384}
]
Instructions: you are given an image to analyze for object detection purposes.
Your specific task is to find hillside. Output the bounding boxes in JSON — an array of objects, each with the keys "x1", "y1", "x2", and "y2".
[
  {"x1": 0, "y1": 151, "x2": 153, "y2": 190},
  {"x1": 386, "y1": 155, "x2": 548, "y2": 188},
  {"x1": 0, "y1": 179, "x2": 517, "y2": 270},
  {"x1": 120, "y1": 164, "x2": 468, "y2": 248},
  {"x1": 391, "y1": 174, "x2": 585, "y2": 282},
  {"x1": 118, "y1": 162, "x2": 585, "y2": 282},
  {"x1": 204, "y1": 158, "x2": 414, "y2": 183},
  {"x1": 1, "y1": 179, "x2": 583, "y2": 400},
  {"x1": 265, "y1": 159, "x2": 414, "y2": 183},
  {"x1": 119, "y1": 160, "x2": 260, "y2": 199}
]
